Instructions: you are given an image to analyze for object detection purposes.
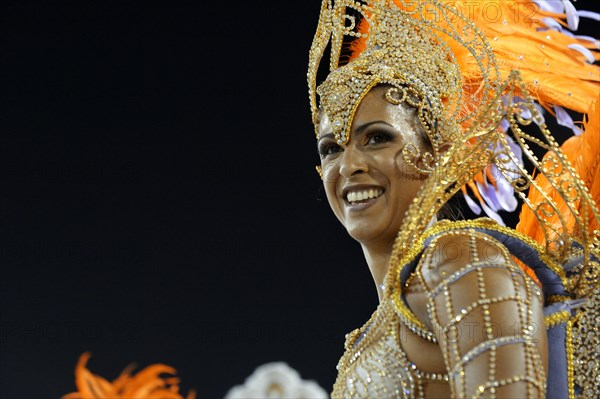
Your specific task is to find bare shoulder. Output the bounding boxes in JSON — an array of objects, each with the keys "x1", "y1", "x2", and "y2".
[
  {"x1": 410, "y1": 228, "x2": 548, "y2": 397},
  {"x1": 416, "y1": 228, "x2": 527, "y2": 292},
  {"x1": 408, "y1": 228, "x2": 545, "y2": 339},
  {"x1": 405, "y1": 229, "x2": 518, "y2": 331}
]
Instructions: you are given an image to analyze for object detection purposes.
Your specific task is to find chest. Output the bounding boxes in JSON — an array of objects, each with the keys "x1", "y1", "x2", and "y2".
[{"x1": 332, "y1": 301, "x2": 451, "y2": 399}]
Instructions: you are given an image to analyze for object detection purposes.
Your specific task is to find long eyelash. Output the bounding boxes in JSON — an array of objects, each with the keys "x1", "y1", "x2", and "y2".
[
  {"x1": 367, "y1": 131, "x2": 394, "y2": 143},
  {"x1": 317, "y1": 144, "x2": 328, "y2": 157},
  {"x1": 318, "y1": 142, "x2": 341, "y2": 157}
]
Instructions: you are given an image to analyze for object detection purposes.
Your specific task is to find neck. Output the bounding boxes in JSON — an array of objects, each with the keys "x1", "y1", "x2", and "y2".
[
  {"x1": 361, "y1": 217, "x2": 439, "y2": 302},
  {"x1": 360, "y1": 239, "x2": 394, "y2": 302}
]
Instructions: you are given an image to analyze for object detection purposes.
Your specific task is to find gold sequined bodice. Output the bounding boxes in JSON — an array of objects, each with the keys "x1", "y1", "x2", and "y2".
[
  {"x1": 331, "y1": 222, "x2": 549, "y2": 399},
  {"x1": 332, "y1": 299, "x2": 450, "y2": 398}
]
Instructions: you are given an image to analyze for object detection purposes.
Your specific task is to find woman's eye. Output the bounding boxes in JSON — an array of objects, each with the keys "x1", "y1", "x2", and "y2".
[
  {"x1": 367, "y1": 131, "x2": 392, "y2": 145},
  {"x1": 319, "y1": 143, "x2": 342, "y2": 158}
]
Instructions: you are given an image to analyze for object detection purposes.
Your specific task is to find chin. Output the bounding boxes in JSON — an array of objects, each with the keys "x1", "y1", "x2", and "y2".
[{"x1": 345, "y1": 223, "x2": 385, "y2": 244}]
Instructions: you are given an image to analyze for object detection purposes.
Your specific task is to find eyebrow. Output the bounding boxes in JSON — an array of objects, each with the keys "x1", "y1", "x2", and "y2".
[
  {"x1": 317, "y1": 120, "x2": 394, "y2": 143},
  {"x1": 355, "y1": 120, "x2": 394, "y2": 133},
  {"x1": 317, "y1": 133, "x2": 334, "y2": 144}
]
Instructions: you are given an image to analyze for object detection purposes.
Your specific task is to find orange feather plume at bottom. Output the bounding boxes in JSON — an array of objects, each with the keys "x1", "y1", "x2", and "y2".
[{"x1": 62, "y1": 352, "x2": 196, "y2": 399}]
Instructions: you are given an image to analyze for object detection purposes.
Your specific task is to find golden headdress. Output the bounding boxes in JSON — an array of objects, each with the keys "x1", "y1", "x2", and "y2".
[{"x1": 307, "y1": 0, "x2": 599, "y2": 294}]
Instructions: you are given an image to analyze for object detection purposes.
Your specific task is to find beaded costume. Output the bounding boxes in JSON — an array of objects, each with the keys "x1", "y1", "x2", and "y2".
[{"x1": 307, "y1": 0, "x2": 599, "y2": 398}]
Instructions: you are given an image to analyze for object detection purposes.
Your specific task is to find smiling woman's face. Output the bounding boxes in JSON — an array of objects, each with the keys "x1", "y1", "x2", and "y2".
[{"x1": 317, "y1": 85, "x2": 430, "y2": 246}]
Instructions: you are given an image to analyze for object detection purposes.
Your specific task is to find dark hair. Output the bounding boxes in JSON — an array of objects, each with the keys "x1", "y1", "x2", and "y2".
[{"x1": 437, "y1": 194, "x2": 465, "y2": 221}]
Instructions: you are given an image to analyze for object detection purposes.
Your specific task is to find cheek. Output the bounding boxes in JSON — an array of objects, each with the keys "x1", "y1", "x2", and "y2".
[
  {"x1": 371, "y1": 149, "x2": 401, "y2": 177},
  {"x1": 381, "y1": 144, "x2": 426, "y2": 182},
  {"x1": 323, "y1": 175, "x2": 345, "y2": 222},
  {"x1": 323, "y1": 179, "x2": 339, "y2": 208},
  {"x1": 320, "y1": 159, "x2": 339, "y2": 183},
  {"x1": 377, "y1": 149, "x2": 425, "y2": 201}
]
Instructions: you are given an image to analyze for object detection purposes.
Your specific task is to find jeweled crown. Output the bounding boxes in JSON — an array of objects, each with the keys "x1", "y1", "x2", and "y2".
[{"x1": 307, "y1": 0, "x2": 501, "y2": 159}]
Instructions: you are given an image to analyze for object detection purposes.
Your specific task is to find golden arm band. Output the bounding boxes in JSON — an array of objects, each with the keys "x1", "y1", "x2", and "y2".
[{"x1": 416, "y1": 229, "x2": 548, "y2": 398}]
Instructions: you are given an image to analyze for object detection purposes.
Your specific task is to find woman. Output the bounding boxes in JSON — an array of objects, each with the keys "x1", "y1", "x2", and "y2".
[
  {"x1": 308, "y1": 0, "x2": 599, "y2": 398},
  {"x1": 317, "y1": 84, "x2": 548, "y2": 397}
]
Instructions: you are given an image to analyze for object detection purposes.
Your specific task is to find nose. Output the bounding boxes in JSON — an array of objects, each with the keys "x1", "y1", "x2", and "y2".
[{"x1": 339, "y1": 143, "x2": 369, "y2": 177}]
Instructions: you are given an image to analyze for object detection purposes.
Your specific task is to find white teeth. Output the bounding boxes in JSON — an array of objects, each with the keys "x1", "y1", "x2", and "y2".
[{"x1": 346, "y1": 188, "x2": 383, "y2": 203}]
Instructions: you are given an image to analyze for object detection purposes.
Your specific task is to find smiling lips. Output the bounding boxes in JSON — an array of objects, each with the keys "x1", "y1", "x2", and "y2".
[{"x1": 345, "y1": 188, "x2": 384, "y2": 204}]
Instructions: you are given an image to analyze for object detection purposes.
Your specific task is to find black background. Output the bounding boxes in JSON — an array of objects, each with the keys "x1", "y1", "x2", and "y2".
[{"x1": 1, "y1": 2, "x2": 598, "y2": 398}]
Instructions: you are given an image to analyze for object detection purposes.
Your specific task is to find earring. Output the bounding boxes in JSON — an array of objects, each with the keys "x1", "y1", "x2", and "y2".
[{"x1": 315, "y1": 165, "x2": 324, "y2": 180}]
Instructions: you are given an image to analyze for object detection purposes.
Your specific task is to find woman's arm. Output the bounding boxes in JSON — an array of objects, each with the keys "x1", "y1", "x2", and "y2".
[{"x1": 417, "y1": 229, "x2": 548, "y2": 398}]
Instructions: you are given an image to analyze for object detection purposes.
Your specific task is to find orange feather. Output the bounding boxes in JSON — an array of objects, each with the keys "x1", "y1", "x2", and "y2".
[
  {"x1": 516, "y1": 99, "x2": 600, "y2": 244},
  {"x1": 62, "y1": 352, "x2": 196, "y2": 399},
  {"x1": 347, "y1": 1, "x2": 599, "y2": 118}
]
